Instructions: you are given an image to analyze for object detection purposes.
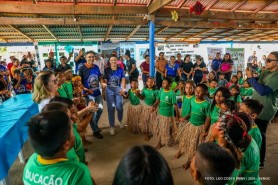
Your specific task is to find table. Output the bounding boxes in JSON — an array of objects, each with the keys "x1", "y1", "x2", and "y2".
[{"x1": 0, "y1": 94, "x2": 39, "y2": 182}]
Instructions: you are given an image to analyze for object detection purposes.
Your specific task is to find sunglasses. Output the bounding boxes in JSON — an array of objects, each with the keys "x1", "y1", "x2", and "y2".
[{"x1": 266, "y1": 58, "x2": 277, "y2": 63}]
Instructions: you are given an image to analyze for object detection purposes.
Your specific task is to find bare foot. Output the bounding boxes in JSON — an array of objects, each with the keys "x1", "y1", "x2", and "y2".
[{"x1": 175, "y1": 152, "x2": 182, "y2": 159}]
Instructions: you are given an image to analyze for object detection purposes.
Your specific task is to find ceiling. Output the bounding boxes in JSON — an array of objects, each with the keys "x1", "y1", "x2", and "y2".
[{"x1": 0, "y1": 0, "x2": 277, "y2": 43}]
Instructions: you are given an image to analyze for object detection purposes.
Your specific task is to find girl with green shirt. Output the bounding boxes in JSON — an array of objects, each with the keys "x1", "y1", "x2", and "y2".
[
  {"x1": 62, "y1": 69, "x2": 74, "y2": 100},
  {"x1": 152, "y1": 77, "x2": 179, "y2": 150},
  {"x1": 240, "y1": 80, "x2": 254, "y2": 100},
  {"x1": 123, "y1": 79, "x2": 143, "y2": 134},
  {"x1": 136, "y1": 77, "x2": 158, "y2": 141},
  {"x1": 230, "y1": 86, "x2": 242, "y2": 106},
  {"x1": 56, "y1": 72, "x2": 67, "y2": 98},
  {"x1": 175, "y1": 81, "x2": 195, "y2": 159},
  {"x1": 237, "y1": 71, "x2": 244, "y2": 86},
  {"x1": 178, "y1": 84, "x2": 210, "y2": 169},
  {"x1": 211, "y1": 114, "x2": 261, "y2": 185}
]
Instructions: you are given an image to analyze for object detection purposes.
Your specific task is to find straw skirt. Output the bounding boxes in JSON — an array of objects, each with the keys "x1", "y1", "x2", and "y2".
[
  {"x1": 139, "y1": 104, "x2": 157, "y2": 134},
  {"x1": 153, "y1": 114, "x2": 176, "y2": 146},
  {"x1": 127, "y1": 103, "x2": 143, "y2": 134},
  {"x1": 181, "y1": 122, "x2": 204, "y2": 162}
]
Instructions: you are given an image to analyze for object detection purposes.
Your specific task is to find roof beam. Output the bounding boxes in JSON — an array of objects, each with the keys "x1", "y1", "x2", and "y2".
[
  {"x1": 177, "y1": 0, "x2": 187, "y2": 8},
  {"x1": 77, "y1": 25, "x2": 83, "y2": 42},
  {"x1": 104, "y1": 25, "x2": 113, "y2": 41},
  {"x1": 246, "y1": 32, "x2": 278, "y2": 40},
  {"x1": 165, "y1": 28, "x2": 193, "y2": 41},
  {"x1": 230, "y1": 0, "x2": 248, "y2": 12},
  {"x1": 239, "y1": 30, "x2": 269, "y2": 41},
  {"x1": 253, "y1": 0, "x2": 275, "y2": 13},
  {"x1": 0, "y1": 3, "x2": 147, "y2": 15},
  {"x1": 148, "y1": 0, "x2": 175, "y2": 14},
  {"x1": 182, "y1": 28, "x2": 215, "y2": 41},
  {"x1": 155, "y1": 26, "x2": 169, "y2": 35},
  {"x1": 0, "y1": 17, "x2": 147, "y2": 25},
  {"x1": 9, "y1": 25, "x2": 33, "y2": 42},
  {"x1": 205, "y1": 0, "x2": 220, "y2": 10},
  {"x1": 42, "y1": 25, "x2": 58, "y2": 41},
  {"x1": 126, "y1": 25, "x2": 141, "y2": 41}
]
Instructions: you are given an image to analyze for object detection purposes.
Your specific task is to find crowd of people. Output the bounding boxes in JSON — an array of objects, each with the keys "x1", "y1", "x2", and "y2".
[{"x1": 0, "y1": 48, "x2": 277, "y2": 185}]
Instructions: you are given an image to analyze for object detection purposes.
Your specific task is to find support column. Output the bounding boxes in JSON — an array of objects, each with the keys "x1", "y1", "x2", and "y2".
[
  {"x1": 54, "y1": 43, "x2": 59, "y2": 67},
  {"x1": 149, "y1": 18, "x2": 155, "y2": 77}
]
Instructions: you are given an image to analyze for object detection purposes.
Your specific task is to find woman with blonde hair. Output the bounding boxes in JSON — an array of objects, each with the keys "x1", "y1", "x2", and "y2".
[{"x1": 32, "y1": 71, "x2": 57, "y2": 112}]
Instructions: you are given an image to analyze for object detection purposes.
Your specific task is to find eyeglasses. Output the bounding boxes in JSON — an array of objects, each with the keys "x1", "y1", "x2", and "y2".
[{"x1": 266, "y1": 58, "x2": 277, "y2": 63}]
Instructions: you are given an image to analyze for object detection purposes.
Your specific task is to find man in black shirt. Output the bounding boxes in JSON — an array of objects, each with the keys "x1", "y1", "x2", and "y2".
[
  {"x1": 180, "y1": 54, "x2": 194, "y2": 81},
  {"x1": 124, "y1": 50, "x2": 139, "y2": 81}
]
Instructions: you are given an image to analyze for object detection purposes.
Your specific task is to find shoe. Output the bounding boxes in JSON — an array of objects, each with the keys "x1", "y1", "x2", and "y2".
[
  {"x1": 110, "y1": 127, "x2": 115, "y2": 136},
  {"x1": 119, "y1": 122, "x2": 125, "y2": 129},
  {"x1": 93, "y1": 132, "x2": 103, "y2": 139}
]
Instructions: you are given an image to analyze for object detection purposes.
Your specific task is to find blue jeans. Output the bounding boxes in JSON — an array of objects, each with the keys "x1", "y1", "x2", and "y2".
[
  {"x1": 106, "y1": 87, "x2": 124, "y2": 128},
  {"x1": 85, "y1": 95, "x2": 103, "y2": 133},
  {"x1": 181, "y1": 74, "x2": 192, "y2": 81}
]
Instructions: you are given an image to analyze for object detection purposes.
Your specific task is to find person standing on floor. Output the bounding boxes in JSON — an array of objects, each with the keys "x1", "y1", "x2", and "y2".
[
  {"x1": 220, "y1": 53, "x2": 234, "y2": 82},
  {"x1": 140, "y1": 55, "x2": 150, "y2": 86},
  {"x1": 211, "y1": 52, "x2": 222, "y2": 78},
  {"x1": 193, "y1": 55, "x2": 207, "y2": 85},
  {"x1": 155, "y1": 52, "x2": 167, "y2": 89},
  {"x1": 246, "y1": 51, "x2": 278, "y2": 168},
  {"x1": 175, "y1": 53, "x2": 183, "y2": 65},
  {"x1": 180, "y1": 54, "x2": 193, "y2": 81},
  {"x1": 78, "y1": 51, "x2": 104, "y2": 139},
  {"x1": 124, "y1": 50, "x2": 139, "y2": 81},
  {"x1": 103, "y1": 55, "x2": 126, "y2": 136}
]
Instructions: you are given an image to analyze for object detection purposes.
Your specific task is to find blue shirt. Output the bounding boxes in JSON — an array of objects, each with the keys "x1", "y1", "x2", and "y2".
[
  {"x1": 166, "y1": 63, "x2": 180, "y2": 77},
  {"x1": 11, "y1": 78, "x2": 31, "y2": 94},
  {"x1": 0, "y1": 64, "x2": 8, "y2": 81},
  {"x1": 103, "y1": 67, "x2": 125, "y2": 88},
  {"x1": 78, "y1": 64, "x2": 101, "y2": 97},
  {"x1": 211, "y1": 58, "x2": 222, "y2": 71},
  {"x1": 75, "y1": 58, "x2": 86, "y2": 74}
]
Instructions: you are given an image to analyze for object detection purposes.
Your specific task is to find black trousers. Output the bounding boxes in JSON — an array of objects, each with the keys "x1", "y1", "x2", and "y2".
[
  {"x1": 255, "y1": 118, "x2": 270, "y2": 164},
  {"x1": 224, "y1": 72, "x2": 232, "y2": 82},
  {"x1": 156, "y1": 72, "x2": 163, "y2": 89}
]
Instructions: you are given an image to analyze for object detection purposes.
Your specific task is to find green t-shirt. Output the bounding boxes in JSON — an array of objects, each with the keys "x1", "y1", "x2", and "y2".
[
  {"x1": 158, "y1": 89, "x2": 177, "y2": 117},
  {"x1": 23, "y1": 153, "x2": 93, "y2": 185},
  {"x1": 239, "y1": 78, "x2": 244, "y2": 85},
  {"x1": 189, "y1": 97, "x2": 210, "y2": 126},
  {"x1": 240, "y1": 87, "x2": 254, "y2": 97},
  {"x1": 230, "y1": 95, "x2": 242, "y2": 103},
  {"x1": 141, "y1": 88, "x2": 158, "y2": 106},
  {"x1": 252, "y1": 70, "x2": 278, "y2": 121},
  {"x1": 248, "y1": 125, "x2": 262, "y2": 150},
  {"x1": 175, "y1": 89, "x2": 181, "y2": 96},
  {"x1": 62, "y1": 81, "x2": 73, "y2": 100},
  {"x1": 209, "y1": 105, "x2": 220, "y2": 125},
  {"x1": 67, "y1": 148, "x2": 79, "y2": 162},
  {"x1": 58, "y1": 86, "x2": 67, "y2": 98},
  {"x1": 73, "y1": 123, "x2": 85, "y2": 164},
  {"x1": 236, "y1": 139, "x2": 261, "y2": 185},
  {"x1": 208, "y1": 87, "x2": 217, "y2": 98},
  {"x1": 128, "y1": 89, "x2": 140, "y2": 105},
  {"x1": 181, "y1": 95, "x2": 194, "y2": 117}
]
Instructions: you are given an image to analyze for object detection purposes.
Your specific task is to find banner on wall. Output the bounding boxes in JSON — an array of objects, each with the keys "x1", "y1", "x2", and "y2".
[
  {"x1": 100, "y1": 42, "x2": 120, "y2": 57},
  {"x1": 226, "y1": 48, "x2": 245, "y2": 73},
  {"x1": 207, "y1": 47, "x2": 223, "y2": 71}
]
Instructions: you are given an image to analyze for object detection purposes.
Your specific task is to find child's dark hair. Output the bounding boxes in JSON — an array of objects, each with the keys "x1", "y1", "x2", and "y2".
[
  {"x1": 210, "y1": 78, "x2": 218, "y2": 84},
  {"x1": 231, "y1": 75, "x2": 239, "y2": 84},
  {"x1": 234, "y1": 112, "x2": 253, "y2": 132},
  {"x1": 243, "y1": 80, "x2": 251, "y2": 87},
  {"x1": 112, "y1": 145, "x2": 174, "y2": 185},
  {"x1": 163, "y1": 77, "x2": 172, "y2": 85},
  {"x1": 27, "y1": 111, "x2": 71, "y2": 157},
  {"x1": 130, "y1": 78, "x2": 138, "y2": 83},
  {"x1": 41, "y1": 102, "x2": 69, "y2": 114},
  {"x1": 50, "y1": 96, "x2": 74, "y2": 109},
  {"x1": 237, "y1": 71, "x2": 243, "y2": 78},
  {"x1": 178, "y1": 79, "x2": 185, "y2": 84},
  {"x1": 195, "y1": 142, "x2": 236, "y2": 185},
  {"x1": 222, "y1": 99, "x2": 238, "y2": 112},
  {"x1": 242, "y1": 99, "x2": 264, "y2": 116},
  {"x1": 220, "y1": 114, "x2": 252, "y2": 168},
  {"x1": 13, "y1": 69, "x2": 21, "y2": 74},
  {"x1": 146, "y1": 77, "x2": 156, "y2": 89},
  {"x1": 196, "y1": 83, "x2": 208, "y2": 95},
  {"x1": 185, "y1": 80, "x2": 195, "y2": 88},
  {"x1": 211, "y1": 87, "x2": 231, "y2": 111},
  {"x1": 231, "y1": 85, "x2": 241, "y2": 102}
]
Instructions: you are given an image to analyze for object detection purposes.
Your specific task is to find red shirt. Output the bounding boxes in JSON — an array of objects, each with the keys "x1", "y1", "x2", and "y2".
[{"x1": 140, "y1": 61, "x2": 150, "y2": 74}]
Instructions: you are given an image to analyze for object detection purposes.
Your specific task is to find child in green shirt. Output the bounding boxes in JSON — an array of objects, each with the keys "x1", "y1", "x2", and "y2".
[
  {"x1": 230, "y1": 85, "x2": 242, "y2": 106},
  {"x1": 23, "y1": 110, "x2": 93, "y2": 185},
  {"x1": 208, "y1": 79, "x2": 218, "y2": 99},
  {"x1": 240, "y1": 80, "x2": 254, "y2": 100},
  {"x1": 136, "y1": 77, "x2": 158, "y2": 141},
  {"x1": 123, "y1": 79, "x2": 142, "y2": 134},
  {"x1": 56, "y1": 72, "x2": 67, "y2": 98},
  {"x1": 152, "y1": 77, "x2": 179, "y2": 150},
  {"x1": 239, "y1": 99, "x2": 263, "y2": 151},
  {"x1": 175, "y1": 80, "x2": 195, "y2": 159},
  {"x1": 237, "y1": 71, "x2": 244, "y2": 86},
  {"x1": 62, "y1": 69, "x2": 74, "y2": 100},
  {"x1": 178, "y1": 84, "x2": 210, "y2": 169}
]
